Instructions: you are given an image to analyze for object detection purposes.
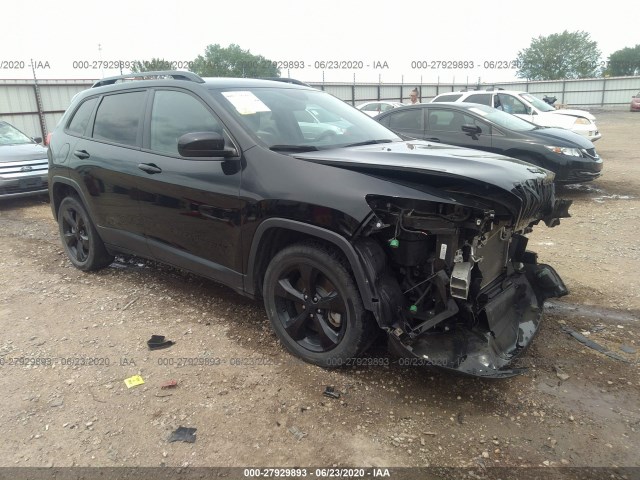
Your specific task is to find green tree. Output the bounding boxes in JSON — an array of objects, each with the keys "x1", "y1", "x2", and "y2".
[
  {"x1": 191, "y1": 44, "x2": 280, "y2": 78},
  {"x1": 516, "y1": 30, "x2": 601, "y2": 80},
  {"x1": 130, "y1": 58, "x2": 174, "y2": 73},
  {"x1": 605, "y1": 45, "x2": 640, "y2": 76}
]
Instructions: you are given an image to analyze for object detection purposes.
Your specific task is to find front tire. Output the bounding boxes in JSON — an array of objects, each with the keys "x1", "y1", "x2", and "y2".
[
  {"x1": 58, "y1": 196, "x2": 114, "y2": 271},
  {"x1": 263, "y1": 242, "x2": 375, "y2": 367}
]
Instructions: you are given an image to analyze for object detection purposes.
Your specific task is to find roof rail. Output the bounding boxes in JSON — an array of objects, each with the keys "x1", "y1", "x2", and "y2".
[
  {"x1": 92, "y1": 71, "x2": 205, "y2": 88},
  {"x1": 260, "y1": 77, "x2": 312, "y2": 87}
]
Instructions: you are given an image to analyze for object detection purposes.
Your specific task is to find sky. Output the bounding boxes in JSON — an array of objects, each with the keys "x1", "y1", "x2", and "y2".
[{"x1": 1, "y1": 0, "x2": 637, "y2": 84}]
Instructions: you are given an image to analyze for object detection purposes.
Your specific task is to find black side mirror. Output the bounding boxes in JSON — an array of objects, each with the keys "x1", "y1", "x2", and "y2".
[
  {"x1": 178, "y1": 132, "x2": 237, "y2": 159},
  {"x1": 33, "y1": 137, "x2": 43, "y2": 144},
  {"x1": 462, "y1": 124, "x2": 481, "y2": 136}
]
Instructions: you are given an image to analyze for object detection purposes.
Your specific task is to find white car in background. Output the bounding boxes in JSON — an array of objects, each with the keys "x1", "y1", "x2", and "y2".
[
  {"x1": 357, "y1": 101, "x2": 405, "y2": 117},
  {"x1": 431, "y1": 89, "x2": 601, "y2": 142}
]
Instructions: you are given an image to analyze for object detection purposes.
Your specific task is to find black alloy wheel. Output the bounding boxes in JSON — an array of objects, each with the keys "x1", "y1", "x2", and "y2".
[
  {"x1": 58, "y1": 196, "x2": 113, "y2": 271},
  {"x1": 263, "y1": 242, "x2": 375, "y2": 366}
]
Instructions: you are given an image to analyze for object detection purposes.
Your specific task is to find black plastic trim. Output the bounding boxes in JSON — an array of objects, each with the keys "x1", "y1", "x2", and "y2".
[
  {"x1": 148, "y1": 238, "x2": 244, "y2": 292},
  {"x1": 245, "y1": 218, "x2": 374, "y2": 310}
]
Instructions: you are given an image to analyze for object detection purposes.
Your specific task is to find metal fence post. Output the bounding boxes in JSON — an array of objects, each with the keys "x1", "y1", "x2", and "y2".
[
  {"x1": 351, "y1": 73, "x2": 356, "y2": 106},
  {"x1": 31, "y1": 61, "x2": 47, "y2": 140}
]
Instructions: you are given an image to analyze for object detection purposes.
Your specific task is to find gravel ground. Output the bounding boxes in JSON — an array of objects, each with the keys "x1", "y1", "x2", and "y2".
[{"x1": 0, "y1": 112, "x2": 638, "y2": 472}]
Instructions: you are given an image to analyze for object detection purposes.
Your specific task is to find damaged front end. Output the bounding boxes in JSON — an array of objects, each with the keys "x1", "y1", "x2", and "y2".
[{"x1": 356, "y1": 177, "x2": 571, "y2": 378}]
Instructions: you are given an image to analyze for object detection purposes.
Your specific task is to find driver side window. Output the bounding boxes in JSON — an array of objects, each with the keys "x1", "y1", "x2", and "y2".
[
  {"x1": 150, "y1": 90, "x2": 222, "y2": 156},
  {"x1": 497, "y1": 94, "x2": 528, "y2": 115}
]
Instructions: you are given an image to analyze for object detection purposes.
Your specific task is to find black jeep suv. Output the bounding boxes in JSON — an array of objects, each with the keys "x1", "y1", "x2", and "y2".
[{"x1": 48, "y1": 71, "x2": 571, "y2": 378}]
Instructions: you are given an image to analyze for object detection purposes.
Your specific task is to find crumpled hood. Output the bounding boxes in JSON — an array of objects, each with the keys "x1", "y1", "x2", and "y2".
[
  {"x1": 294, "y1": 140, "x2": 554, "y2": 192},
  {"x1": 0, "y1": 143, "x2": 48, "y2": 163}
]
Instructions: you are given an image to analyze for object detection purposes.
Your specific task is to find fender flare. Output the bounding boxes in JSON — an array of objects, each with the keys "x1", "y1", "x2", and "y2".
[
  {"x1": 49, "y1": 176, "x2": 94, "y2": 220},
  {"x1": 245, "y1": 218, "x2": 377, "y2": 311}
]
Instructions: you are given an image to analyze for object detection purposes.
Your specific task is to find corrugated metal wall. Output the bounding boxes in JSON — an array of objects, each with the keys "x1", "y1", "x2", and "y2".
[
  {"x1": 312, "y1": 75, "x2": 640, "y2": 107},
  {"x1": 0, "y1": 79, "x2": 92, "y2": 139},
  {"x1": 1, "y1": 76, "x2": 638, "y2": 140}
]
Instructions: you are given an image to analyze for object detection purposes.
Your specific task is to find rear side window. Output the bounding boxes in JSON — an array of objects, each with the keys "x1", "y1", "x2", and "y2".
[
  {"x1": 93, "y1": 91, "x2": 146, "y2": 146},
  {"x1": 149, "y1": 90, "x2": 222, "y2": 155},
  {"x1": 433, "y1": 94, "x2": 463, "y2": 102},
  {"x1": 464, "y1": 94, "x2": 492, "y2": 106},
  {"x1": 427, "y1": 109, "x2": 472, "y2": 132},
  {"x1": 388, "y1": 109, "x2": 423, "y2": 130},
  {"x1": 67, "y1": 97, "x2": 98, "y2": 136}
]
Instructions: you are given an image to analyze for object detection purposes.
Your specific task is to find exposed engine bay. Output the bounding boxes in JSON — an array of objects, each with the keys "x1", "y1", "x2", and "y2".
[{"x1": 355, "y1": 184, "x2": 571, "y2": 378}]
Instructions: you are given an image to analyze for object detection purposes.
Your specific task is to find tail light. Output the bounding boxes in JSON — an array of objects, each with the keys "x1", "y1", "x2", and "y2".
[{"x1": 45, "y1": 133, "x2": 52, "y2": 146}]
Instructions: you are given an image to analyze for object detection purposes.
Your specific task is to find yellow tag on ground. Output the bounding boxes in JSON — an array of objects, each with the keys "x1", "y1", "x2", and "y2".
[{"x1": 124, "y1": 375, "x2": 145, "y2": 388}]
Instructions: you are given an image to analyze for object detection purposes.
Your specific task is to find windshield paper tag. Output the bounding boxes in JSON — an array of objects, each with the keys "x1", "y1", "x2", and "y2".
[{"x1": 222, "y1": 91, "x2": 271, "y2": 115}]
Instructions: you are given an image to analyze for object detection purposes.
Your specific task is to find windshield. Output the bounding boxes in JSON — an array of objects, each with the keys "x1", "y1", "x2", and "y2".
[
  {"x1": 520, "y1": 93, "x2": 556, "y2": 112},
  {"x1": 0, "y1": 122, "x2": 34, "y2": 146},
  {"x1": 211, "y1": 87, "x2": 399, "y2": 150},
  {"x1": 467, "y1": 105, "x2": 538, "y2": 131}
]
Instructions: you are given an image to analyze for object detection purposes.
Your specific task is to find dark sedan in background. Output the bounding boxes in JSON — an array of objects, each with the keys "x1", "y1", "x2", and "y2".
[
  {"x1": 375, "y1": 103, "x2": 603, "y2": 183},
  {"x1": 0, "y1": 120, "x2": 49, "y2": 199}
]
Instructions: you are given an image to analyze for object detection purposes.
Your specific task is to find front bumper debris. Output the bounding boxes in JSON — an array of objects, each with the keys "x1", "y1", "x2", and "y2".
[{"x1": 389, "y1": 263, "x2": 567, "y2": 378}]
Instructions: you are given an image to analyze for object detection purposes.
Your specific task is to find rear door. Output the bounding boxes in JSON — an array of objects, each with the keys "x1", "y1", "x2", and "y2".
[
  {"x1": 134, "y1": 88, "x2": 243, "y2": 288},
  {"x1": 70, "y1": 89, "x2": 151, "y2": 255}
]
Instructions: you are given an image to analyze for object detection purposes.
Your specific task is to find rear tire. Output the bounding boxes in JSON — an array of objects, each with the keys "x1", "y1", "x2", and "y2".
[
  {"x1": 58, "y1": 196, "x2": 114, "y2": 271},
  {"x1": 263, "y1": 242, "x2": 376, "y2": 367}
]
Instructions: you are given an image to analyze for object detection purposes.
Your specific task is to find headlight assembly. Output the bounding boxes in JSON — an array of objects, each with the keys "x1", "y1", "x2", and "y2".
[{"x1": 545, "y1": 146, "x2": 582, "y2": 157}]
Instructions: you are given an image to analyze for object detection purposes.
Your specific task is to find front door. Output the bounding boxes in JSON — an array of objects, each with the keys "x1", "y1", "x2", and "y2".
[
  {"x1": 134, "y1": 88, "x2": 243, "y2": 288},
  {"x1": 425, "y1": 108, "x2": 493, "y2": 152}
]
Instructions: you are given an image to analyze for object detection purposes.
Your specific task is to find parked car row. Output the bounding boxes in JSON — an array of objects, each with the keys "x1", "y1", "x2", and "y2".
[
  {"x1": 1, "y1": 83, "x2": 617, "y2": 201},
  {"x1": 352, "y1": 88, "x2": 605, "y2": 184},
  {"x1": 431, "y1": 89, "x2": 601, "y2": 142},
  {"x1": 374, "y1": 102, "x2": 603, "y2": 183}
]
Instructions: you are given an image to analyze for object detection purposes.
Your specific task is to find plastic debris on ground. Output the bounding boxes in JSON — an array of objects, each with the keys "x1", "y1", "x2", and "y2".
[
  {"x1": 288, "y1": 426, "x2": 307, "y2": 440},
  {"x1": 147, "y1": 334, "x2": 175, "y2": 350},
  {"x1": 561, "y1": 326, "x2": 628, "y2": 362},
  {"x1": 160, "y1": 380, "x2": 178, "y2": 389},
  {"x1": 168, "y1": 426, "x2": 197, "y2": 443},
  {"x1": 323, "y1": 386, "x2": 341, "y2": 399}
]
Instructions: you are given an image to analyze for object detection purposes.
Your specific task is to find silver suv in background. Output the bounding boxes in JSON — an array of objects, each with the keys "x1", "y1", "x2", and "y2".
[
  {"x1": 0, "y1": 120, "x2": 48, "y2": 199},
  {"x1": 432, "y1": 89, "x2": 601, "y2": 142}
]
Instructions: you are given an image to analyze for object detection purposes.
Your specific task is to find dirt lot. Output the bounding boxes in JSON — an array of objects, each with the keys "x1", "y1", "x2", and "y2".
[{"x1": 0, "y1": 112, "x2": 639, "y2": 473}]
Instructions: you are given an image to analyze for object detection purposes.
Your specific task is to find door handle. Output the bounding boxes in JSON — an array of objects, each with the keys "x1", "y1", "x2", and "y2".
[
  {"x1": 138, "y1": 163, "x2": 162, "y2": 174},
  {"x1": 73, "y1": 150, "x2": 90, "y2": 159},
  {"x1": 198, "y1": 205, "x2": 234, "y2": 222},
  {"x1": 425, "y1": 138, "x2": 440, "y2": 142}
]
